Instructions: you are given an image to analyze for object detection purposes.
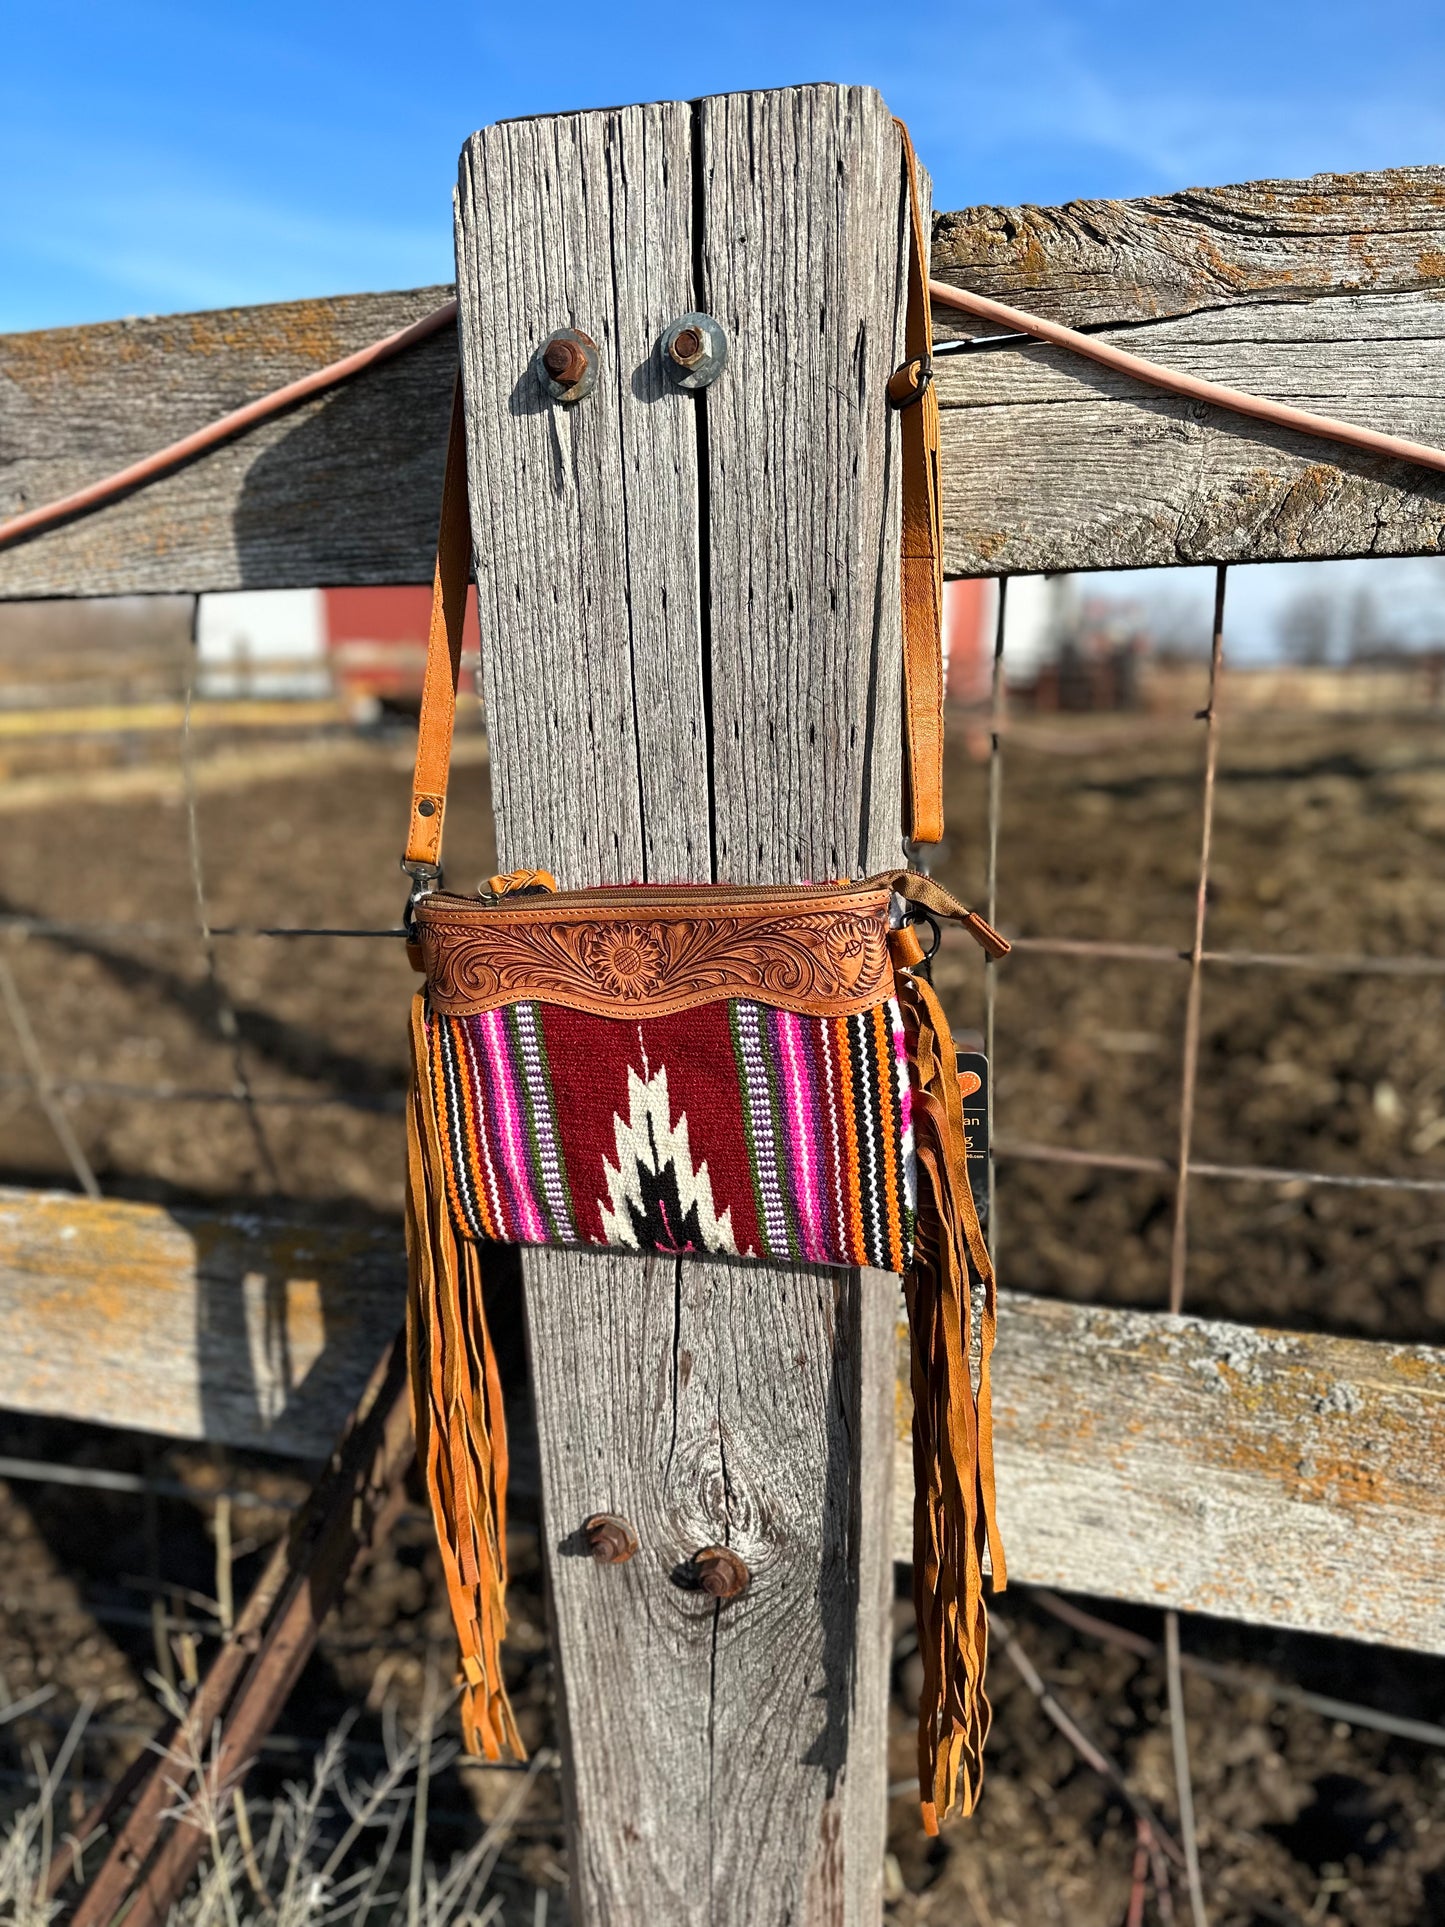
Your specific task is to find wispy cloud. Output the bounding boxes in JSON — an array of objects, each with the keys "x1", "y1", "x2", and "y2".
[
  {"x1": 0, "y1": 132, "x2": 448, "y2": 326},
  {"x1": 2, "y1": 0, "x2": 1441, "y2": 330},
  {"x1": 890, "y1": 12, "x2": 1445, "y2": 205}
]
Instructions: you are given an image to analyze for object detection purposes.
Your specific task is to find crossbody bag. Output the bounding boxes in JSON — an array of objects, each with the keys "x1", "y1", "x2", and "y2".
[{"x1": 401, "y1": 123, "x2": 1007, "y2": 1833}]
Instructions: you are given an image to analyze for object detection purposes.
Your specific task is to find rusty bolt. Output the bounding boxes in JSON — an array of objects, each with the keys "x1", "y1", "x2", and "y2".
[
  {"x1": 584, "y1": 1512, "x2": 639, "y2": 1565},
  {"x1": 543, "y1": 336, "x2": 589, "y2": 385},
  {"x1": 692, "y1": 1545, "x2": 750, "y2": 1599},
  {"x1": 660, "y1": 311, "x2": 728, "y2": 390},
  {"x1": 535, "y1": 328, "x2": 599, "y2": 403},
  {"x1": 668, "y1": 324, "x2": 705, "y2": 368}
]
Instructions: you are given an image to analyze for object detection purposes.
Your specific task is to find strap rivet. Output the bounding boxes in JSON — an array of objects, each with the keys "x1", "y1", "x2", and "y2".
[
  {"x1": 536, "y1": 328, "x2": 599, "y2": 403},
  {"x1": 661, "y1": 312, "x2": 728, "y2": 390},
  {"x1": 416, "y1": 798, "x2": 437, "y2": 818}
]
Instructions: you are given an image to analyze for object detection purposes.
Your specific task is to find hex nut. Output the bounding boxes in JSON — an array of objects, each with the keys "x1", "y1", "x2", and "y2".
[
  {"x1": 692, "y1": 1544, "x2": 750, "y2": 1599},
  {"x1": 536, "y1": 328, "x2": 599, "y2": 403},
  {"x1": 669, "y1": 325, "x2": 705, "y2": 366},
  {"x1": 661, "y1": 312, "x2": 728, "y2": 390},
  {"x1": 583, "y1": 1513, "x2": 639, "y2": 1565},
  {"x1": 543, "y1": 338, "x2": 588, "y2": 385}
]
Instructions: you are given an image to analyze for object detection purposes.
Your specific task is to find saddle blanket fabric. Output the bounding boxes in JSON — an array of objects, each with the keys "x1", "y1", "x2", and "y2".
[{"x1": 426, "y1": 996, "x2": 916, "y2": 1272}]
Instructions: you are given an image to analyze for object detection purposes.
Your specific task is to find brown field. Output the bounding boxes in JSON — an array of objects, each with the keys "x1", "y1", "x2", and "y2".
[{"x1": 1, "y1": 675, "x2": 1444, "y2": 1923}]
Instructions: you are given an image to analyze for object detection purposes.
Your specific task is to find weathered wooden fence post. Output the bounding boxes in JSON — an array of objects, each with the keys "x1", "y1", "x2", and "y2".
[{"x1": 452, "y1": 84, "x2": 912, "y2": 1922}]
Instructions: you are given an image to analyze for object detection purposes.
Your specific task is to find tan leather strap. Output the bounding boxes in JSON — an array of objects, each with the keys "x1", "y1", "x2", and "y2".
[
  {"x1": 891, "y1": 120, "x2": 946, "y2": 847},
  {"x1": 404, "y1": 376, "x2": 472, "y2": 885},
  {"x1": 406, "y1": 124, "x2": 947, "y2": 874}
]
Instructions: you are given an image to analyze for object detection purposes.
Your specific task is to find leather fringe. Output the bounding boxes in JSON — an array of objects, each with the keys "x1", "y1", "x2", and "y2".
[
  {"x1": 405, "y1": 993, "x2": 523, "y2": 1760},
  {"x1": 407, "y1": 942, "x2": 1003, "y2": 1820},
  {"x1": 896, "y1": 964, "x2": 1007, "y2": 1834}
]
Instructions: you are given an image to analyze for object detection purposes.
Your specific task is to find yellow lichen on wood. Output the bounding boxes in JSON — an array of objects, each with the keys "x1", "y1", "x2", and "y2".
[
  {"x1": 0, "y1": 1186, "x2": 403, "y2": 1456},
  {"x1": 2, "y1": 1185, "x2": 1442, "y2": 1652}
]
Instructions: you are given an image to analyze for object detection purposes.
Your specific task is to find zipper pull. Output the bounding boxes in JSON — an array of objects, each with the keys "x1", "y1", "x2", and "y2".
[
  {"x1": 886, "y1": 869, "x2": 1011, "y2": 960},
  {"x1": 958, "y1": 907, "x2": 1010, "y2": 960}
]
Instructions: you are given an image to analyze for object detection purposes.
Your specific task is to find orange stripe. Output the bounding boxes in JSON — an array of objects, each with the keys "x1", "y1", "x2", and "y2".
[
  {"x1": 432, "y1": 1017, "x2": 498, "y2": 1242},
  {"x1": 428, "y1": 1021, "x2": 468, "y2": 1234},
  {"x1": 835, "y1": 1016, "x2": 869, "y2": 1265}
]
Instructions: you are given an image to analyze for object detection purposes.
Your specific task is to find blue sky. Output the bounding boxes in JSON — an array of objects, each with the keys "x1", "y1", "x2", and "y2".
[{"x1": 3, "y1": 1, "x2": 1443, "y2": 334}]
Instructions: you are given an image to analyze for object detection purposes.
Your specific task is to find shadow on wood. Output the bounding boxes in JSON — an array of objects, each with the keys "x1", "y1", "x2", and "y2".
[
  {"x1": 0, "y1": 1186, "x2": 404, "y2": 1457},
  {"x1": 6, "y1": 170, "x2": 1445, "y2": 598}
]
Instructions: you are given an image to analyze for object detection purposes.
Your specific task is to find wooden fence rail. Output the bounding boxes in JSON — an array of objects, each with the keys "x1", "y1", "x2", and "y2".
[
  {"x1": 0, "y1": 1187, "x2": 403, "y2": 1460},
  {"x1": 0, "y1": 288, "x2": 456, "y2": 599},
  {"x1": 2, "y1": 1185, "x2": 1441, "y2": 1656},
  {"x1": 3, "y1": 168, "x2": 1443, "y2": 601}
]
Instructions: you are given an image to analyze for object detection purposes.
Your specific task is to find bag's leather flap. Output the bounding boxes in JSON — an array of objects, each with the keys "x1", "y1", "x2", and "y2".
[{"x1": 415, "y1": 882, "x2": 895, "y2": 1019}]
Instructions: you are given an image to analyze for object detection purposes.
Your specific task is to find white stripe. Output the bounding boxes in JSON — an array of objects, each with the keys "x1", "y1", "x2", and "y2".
[
  {"x1": 738, "y1": 1002, "x2": 790, "y2": 1255},
  {"x1": 514, "y1": 1001, "x2": 577, "y2": 1241}
]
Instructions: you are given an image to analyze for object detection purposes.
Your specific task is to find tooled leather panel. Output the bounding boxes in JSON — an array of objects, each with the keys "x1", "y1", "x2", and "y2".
[{"x1": 417, "y1": 889, "x2": 895, "y2": 1018}]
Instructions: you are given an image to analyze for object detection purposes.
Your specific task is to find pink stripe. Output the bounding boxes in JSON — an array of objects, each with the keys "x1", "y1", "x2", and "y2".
[
  {"x1": 459, "y1": 1019, "x2": 509, "y2": 1238},
  {"x1": 777, "y1": 1011, "x2": 826, "y2": 1264},
  {"x1": 818, "y1": 1018, "x2": 851, "y2": 1265},
  {"x1": 892, "y1": 1008, "x2": 913, "y2": 1135},
  {"x1": 479, "y1": 1009, "x2": 548, "y2": 1245}
]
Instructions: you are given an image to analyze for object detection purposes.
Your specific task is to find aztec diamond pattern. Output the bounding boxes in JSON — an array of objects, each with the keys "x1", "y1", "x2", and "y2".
[{"x1": 427, "y1": 996, "x2": 916, "y2": 1271}]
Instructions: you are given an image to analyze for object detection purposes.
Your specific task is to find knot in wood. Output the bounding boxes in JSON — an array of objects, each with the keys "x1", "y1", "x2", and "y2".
[
  {"x1": 584, "y1": 1512, "x2": 639, "y2": 1565},
  {"x1": 692, "y1": 1545, "x2": 750, "y2": 1599}
]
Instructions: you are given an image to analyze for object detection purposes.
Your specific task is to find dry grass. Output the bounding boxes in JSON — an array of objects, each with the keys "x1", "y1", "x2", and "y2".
[{"x1": 0, "y1": 1678, "x2": 555, "y2": 1927}]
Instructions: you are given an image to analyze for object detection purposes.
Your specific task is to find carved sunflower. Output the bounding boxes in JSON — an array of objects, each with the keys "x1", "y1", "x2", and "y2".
[{"x1": 585, "y1": 923, "x2": 666, "y2": 999}]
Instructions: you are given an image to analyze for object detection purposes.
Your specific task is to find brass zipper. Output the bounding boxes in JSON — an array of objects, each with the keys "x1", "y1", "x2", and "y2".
[
  {"x1": 417, "y1": 870, "x2": 1009, "y2": 958},
  {"x1": 425, "y1": 877, "x2": 884, "y2": 913}
]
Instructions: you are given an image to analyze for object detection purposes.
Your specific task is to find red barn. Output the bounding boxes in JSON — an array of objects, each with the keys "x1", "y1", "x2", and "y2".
[{"x1": 323, "y1": 586, "x2": 480, "y2": 705}]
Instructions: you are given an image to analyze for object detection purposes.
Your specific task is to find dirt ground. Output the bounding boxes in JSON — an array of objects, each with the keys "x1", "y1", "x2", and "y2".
[{"x1": 1, "y1": 670, "x2": 1444, "y2": 1922}]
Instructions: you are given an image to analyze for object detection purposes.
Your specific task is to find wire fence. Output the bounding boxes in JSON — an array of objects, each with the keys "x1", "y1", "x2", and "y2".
[
  {"x1": 982, "y1": 561, "x2": 1445, "y2": 1269},
  {"x1": 2, "y1": 563, "x2": 1444, "y2": 1918},
  {"x1": 0, "y1": 572, "x2": 1434, "y2": 1484},
  {"x1": 972, "y1": 555, "x2": 1443, "y2": 1927}
]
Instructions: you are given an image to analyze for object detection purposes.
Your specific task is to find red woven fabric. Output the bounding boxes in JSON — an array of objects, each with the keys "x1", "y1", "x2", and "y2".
[{"x1": 426, "y1": 993, "x2": 914, "y2": 1271}]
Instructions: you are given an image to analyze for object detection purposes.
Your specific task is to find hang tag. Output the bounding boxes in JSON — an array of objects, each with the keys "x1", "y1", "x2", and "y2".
[{"x1": 955, "y1": 1046, "x2": 990, "y2": 1229}]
